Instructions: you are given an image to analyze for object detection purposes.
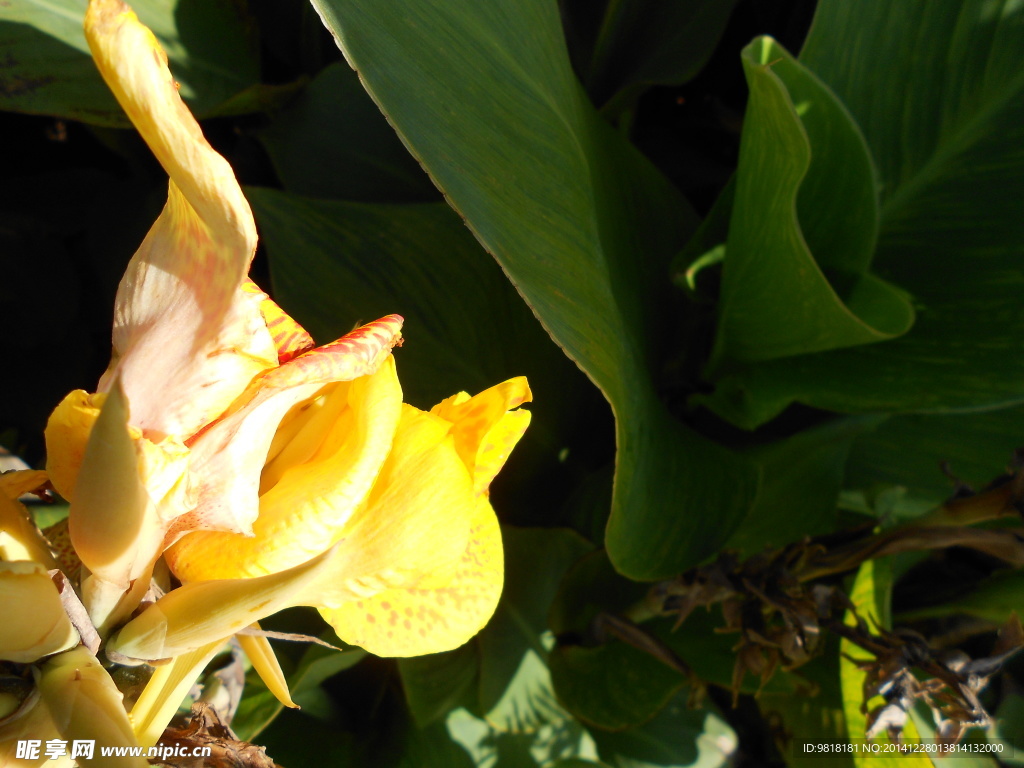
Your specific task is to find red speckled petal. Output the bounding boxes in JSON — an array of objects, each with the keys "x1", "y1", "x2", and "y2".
[
  {"x1": 318, "y1": 495, "x2": 503, "y2": 657},
  {"x1": 86, "y1": 0, "x2": 277, "y2": 439},
  {"x1": 242, "y1": 279, "x2": 315, "y2": 364}
]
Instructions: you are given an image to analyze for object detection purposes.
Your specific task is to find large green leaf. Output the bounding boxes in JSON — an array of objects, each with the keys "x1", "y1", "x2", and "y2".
[
  {"x1": 703, "y1": 0, "x2": 1024, "y2": 427},
  {"x1": 309, "y1": 0, "x2": 759, "y2": 579},
  {"x1": 724, "y1": 416, "x2": 881, "y2": 556},
  {"x1": 0, "y1": 0, "x2": 260, "y2": 126},
  {"x1": 254, "y1": 62, "x2": 437, "y2": 203},
  {"x1": 707, "y1": 36, "x2": 912, "y2": 370}
]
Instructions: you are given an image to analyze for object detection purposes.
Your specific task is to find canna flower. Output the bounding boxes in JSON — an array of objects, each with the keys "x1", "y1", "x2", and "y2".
[{"x1": 34, "y1": 0, "x2": 531, "y2": 743}]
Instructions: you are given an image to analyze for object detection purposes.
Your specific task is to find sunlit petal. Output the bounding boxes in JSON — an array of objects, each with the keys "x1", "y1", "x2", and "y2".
[
  {"x1": 85, "y1": 0, "x2": 277, "y2": 440},
  {"x1": 163, "y1": 317, "x2": 403, "y2": 542},
  {"x1": 319, "y1": 495, "x2": 503, "y2": 656},
  {"x1": 108, "y1": 545, "x2": 337, "y2": 663},
  {"x1": 237, "y1": 630, "x2": 297, "y2": 709},
  {"x1": 0, "y1": 493, "x2": 58, "y2": 570},
  {"x1": 303, "y1": 405, "x2": 474, "y2": 610},
  {"x1": 167, "y1": 355, "x2": 402, "y2": 578},
  {"x1": 242, "y1": 278, "x2": 315, "y2": 364},
  {"x1": 431, "y1": 377, "x2": 532, "y2": 494},
  {"x1": 129, "y1": 638, "x2": 226, "y2": 748}
]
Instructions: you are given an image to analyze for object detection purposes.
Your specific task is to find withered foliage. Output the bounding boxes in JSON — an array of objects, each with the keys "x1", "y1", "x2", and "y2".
[
  {"x1": 593, "y1": 460, "x2": 1024, "y2": 745},
  {"x1": 151, "y1": 703, "x2": 282, "y2": 768}
]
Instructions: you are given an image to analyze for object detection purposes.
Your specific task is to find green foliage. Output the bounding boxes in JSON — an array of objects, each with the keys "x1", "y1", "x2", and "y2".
[{"x1": 6, "y1": 0, "x2": 1024, "y2": 764}]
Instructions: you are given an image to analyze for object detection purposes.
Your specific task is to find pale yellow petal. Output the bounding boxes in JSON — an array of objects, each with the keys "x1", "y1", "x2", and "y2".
[
  {"x1": 237, "y1": 630, "x2": 297, "y2": 709},
  {"x1": 85, "y1": 0, "x2": 277, "y2": 439},
  {"x1": 431, "y1": 377, "x2": 532, "y2": 494},
  {"x1": 38, "y1": 646, "x2": 148, "y2": 768},
  {"x1": 0, "y1": 695, "x2": 71, "y2": 768},
  {"x1": 43, "y1": 390, "x2": 104, "y2": 502},
  {"x1": 302, "y1": 404, "x2": 474, "y2": 610},
  {"x1": 129, "y1": 638, "x2": 226, "y2": 747},
  {"x1": 108, "y1": 545, "x2": 337, "y2": 663},
  {"x1": 320, "y1": 495, "x2": 503, "y2": 656},
  {"x1": 167, "y1": 356, "x2": 402, "y2": 579},
  {"x1": 0, "y1": 562, "x2": 79, "y2": 663}
]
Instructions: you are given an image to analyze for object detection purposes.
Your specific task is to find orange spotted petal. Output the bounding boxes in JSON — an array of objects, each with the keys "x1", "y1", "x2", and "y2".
[
  {"x1": 242, "y1": 278, "x2": 315, "y2": 364},
  {"x1": 431, "y1": 377, "x2": 533, "y2": 494},
  {"x1": 318, "y1": 495, "x2": 503, "y2": 657},
  {"x1": 85, "y1": 0, "x2": 277, "y2": 439},
  {"x1": 166, "y1": 355, "x2": 402, "y2": 579},
  {"x1": 164, "y1": 317, "x2": 404, "y2": 541}
]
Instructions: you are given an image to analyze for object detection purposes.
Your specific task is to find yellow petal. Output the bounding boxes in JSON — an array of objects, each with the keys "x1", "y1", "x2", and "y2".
[
  {"x1": 37, "y1": 646, "x2": 149, "y2": 768},
  {"x1": 163, "y1": 317, "x2": 403, "y2": 545},
  {"x1": 302, "y1": 404, "x2": 475, "y2": 611},
  {"x1": 0, "y1": 562, "x2": 79, "y2": 663},
  {"x1": 0, "y1": 493, "x2": 58, "y2": 570},
  {"x1": 85, "y1": 0, "x2": 277, "y2": 439},
  {"x1": 44, "y1": 390, "x2": 104, "y2": 502},
  {"x1": 319, "y1": 495, "x2": 503, "y2": 656},
  {"x1": 167, "y1": 355, "x2": 402, "y2": 580},
  {"x1": 237, "y1": 629, "x2": 297, "y2": 709},
  {"x1": 129, "y1": 638, "x2": 226, "y2": 747},
  {"x1": 107, "y1": 545, "x2": 337, "y2": 663},
  {"x1": 431, "y1": 377, "x2": 532, "y2": 494}
]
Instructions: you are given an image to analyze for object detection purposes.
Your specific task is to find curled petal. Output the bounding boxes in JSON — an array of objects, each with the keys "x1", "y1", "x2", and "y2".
[
  {"x1": 320, "y1": 495, "x2": 503, "y2": 656},
  {"x1": 0, "y1": 470, "x2": 49, "y2": 500},
  {"x1": 167, "y1": 355, "x2": 402, "y2": 578},
  {"x1": 431, "y1": 377, "x2": 532, "y2": 494},
  {"x1": 164, "y1": 317, "x2": 403, "y2": 541},
  {"x1": 237, "y1": 630, "x2": 296, "y2": 709},
  {"x1": 85, "y1": 0, "x2": 277, "y2": 439},
  {"x1": 0, "y1": 562, "x2": 79, "y2": 663}
]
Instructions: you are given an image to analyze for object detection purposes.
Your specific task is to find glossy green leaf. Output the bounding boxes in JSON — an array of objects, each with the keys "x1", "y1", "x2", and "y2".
[
  {"x1": 254, "y1": 63, "x2": 437, "y2": 202},
  {"x1": 708, "y1": 37, "x2": 912, "y2": 370},
  {"x1": 310, "y1": 0, "x2": 759, "y2": 580},
  {"x1": 704, "y1": 0, "x2": 1024, "y2": 426},
  {"x1": 0, "y1": 0, "x2": 260, "y2": 126},
  {"x1": 840, "y1": 559, "x2": 930, "y2": 768},
  {"x1": 591, "y1": 690, "x2": 737, "y2": 768},
  {"x1": 724, "y1": 416, "x2": 881, "y2": 555},
  {"x1": 478, "y1": 528, "x2": 593, "y2": 732},
  {"x1": 580, "y1": 0, "x2": 740, "y2": 114}
]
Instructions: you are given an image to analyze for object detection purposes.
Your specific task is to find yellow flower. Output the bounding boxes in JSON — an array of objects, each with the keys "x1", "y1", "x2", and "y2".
[{"x1": 36, "y1": 0, "x2": 531, "y2": 734}]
